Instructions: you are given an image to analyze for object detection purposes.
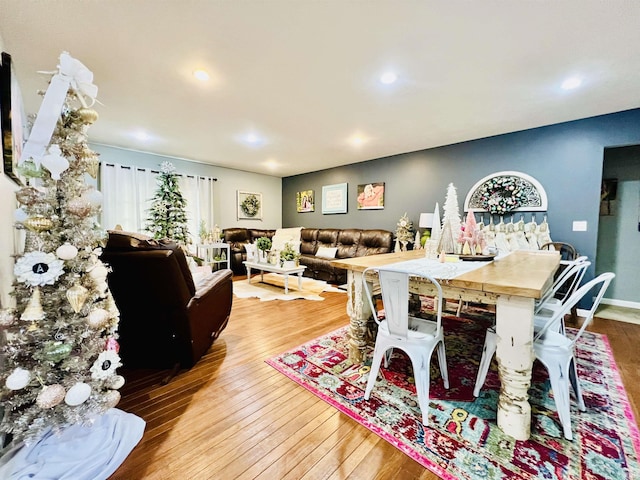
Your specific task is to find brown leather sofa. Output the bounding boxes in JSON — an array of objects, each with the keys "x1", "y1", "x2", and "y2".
[
  {"x1": 101, "y1": 231, "x2": 232, "y2": 374},
  {"x1": 223, "y1": 227, "x2": 393, "y2": 284}
]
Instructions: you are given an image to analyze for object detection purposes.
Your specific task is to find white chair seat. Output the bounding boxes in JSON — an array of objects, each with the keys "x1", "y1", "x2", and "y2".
[{"x1": 362, "y1": 268, "x2": 449, "y2": 425}]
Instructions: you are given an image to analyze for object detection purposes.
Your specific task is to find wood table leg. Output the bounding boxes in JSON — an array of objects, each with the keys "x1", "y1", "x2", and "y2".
[
  {"x1": 495, "y1": 295, "x2": 535, "y2": 441},
  {"x1": 346, "y1": 270, "x2": 372, "y2": 364}
]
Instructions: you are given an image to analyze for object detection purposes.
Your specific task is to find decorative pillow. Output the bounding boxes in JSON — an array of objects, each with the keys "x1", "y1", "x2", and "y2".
[{"x1": 316, "y1": 246, "x2": 338, "y2": 259}]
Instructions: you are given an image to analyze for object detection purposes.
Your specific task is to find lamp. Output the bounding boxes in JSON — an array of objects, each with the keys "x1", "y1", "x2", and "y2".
[{"x1": 419, "y1": 213, "x2": 435, "y2": 247}]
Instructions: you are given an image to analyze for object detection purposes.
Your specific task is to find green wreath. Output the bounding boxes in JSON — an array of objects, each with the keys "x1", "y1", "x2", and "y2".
[
  {"x1": 241, "y1": 194, "x2": 260, "y2": 217},
  {"x1": 479, "y1": 176, "x2": 523, "y2": 215}
]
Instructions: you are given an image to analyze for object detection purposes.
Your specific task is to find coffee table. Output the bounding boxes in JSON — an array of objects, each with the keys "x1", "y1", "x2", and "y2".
[{"x1": 243, "y1": 261, "x2": 307, "y2": 294}]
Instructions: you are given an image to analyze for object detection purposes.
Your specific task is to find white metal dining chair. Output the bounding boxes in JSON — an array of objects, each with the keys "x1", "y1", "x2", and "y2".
[
  {"x1": 362, "y1": 267, "x2": 449, "y2": 425},
  {"x1": 532, "y1": 272, "x2": 615, "y2": 440},
  {"x1": 473, "y1": 257, "x2": 591, "y2": 397}
]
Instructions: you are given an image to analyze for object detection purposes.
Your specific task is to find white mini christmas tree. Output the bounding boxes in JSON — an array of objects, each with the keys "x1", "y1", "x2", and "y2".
[{"x1": 438, "y1": 183, "x2": 462, "y2": 253}]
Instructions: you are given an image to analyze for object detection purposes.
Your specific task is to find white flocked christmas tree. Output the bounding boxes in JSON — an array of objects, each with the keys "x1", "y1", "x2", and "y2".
[
  {"x1": 438, "y1": 183, "x2": 463, "y2": 254},
  {"x1": 0, "y1": 53, "x2": 125, "y2": 445}
]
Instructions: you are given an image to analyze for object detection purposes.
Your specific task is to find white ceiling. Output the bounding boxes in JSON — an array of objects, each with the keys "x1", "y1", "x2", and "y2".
[{"x1": 1, "y1": 1, "x2": 639, "y2": 178}]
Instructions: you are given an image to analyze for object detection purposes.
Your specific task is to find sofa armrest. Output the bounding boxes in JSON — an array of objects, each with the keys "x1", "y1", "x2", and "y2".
[{"x1": 192, "y1": 269, "x2": 233, "y2": 300}]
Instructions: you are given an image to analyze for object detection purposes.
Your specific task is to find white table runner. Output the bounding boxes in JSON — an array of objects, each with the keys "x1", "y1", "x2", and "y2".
[{"x1": 374, "y1": 257, "x2": 490, "y2": 280}]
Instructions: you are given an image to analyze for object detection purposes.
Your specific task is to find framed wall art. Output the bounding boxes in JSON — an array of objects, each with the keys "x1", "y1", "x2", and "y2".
[
  {"x1": 322, "y1": 183, "x2": 347, "y2": 214},
  {"x1": 296, "y1": 189, "x2": 315, "y2": 212},
  {"x1": 237, "y1": 190, "x2": 263, "y2": 220},
  {"x1": 1, "y1": 52, "x2": 27, "y2": 186},
  {"x1": 356, "y1": 182, "x2": 385, "y2": 210}
]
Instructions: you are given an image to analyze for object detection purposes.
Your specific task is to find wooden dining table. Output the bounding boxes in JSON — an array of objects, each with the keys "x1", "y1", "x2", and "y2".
[{"x1": 331, "y1": 249, "x2": 560, "y2": 441}]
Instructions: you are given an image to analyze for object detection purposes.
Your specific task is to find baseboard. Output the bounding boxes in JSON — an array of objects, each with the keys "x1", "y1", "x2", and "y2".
[{"x1": 600, "y1": 298, "x2": 640, "y2": 310}]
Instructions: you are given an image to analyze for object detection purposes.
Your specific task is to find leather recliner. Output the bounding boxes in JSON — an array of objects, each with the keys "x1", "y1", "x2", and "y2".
[{"x1": 101, "y1": 231, "x2": 232, "y2": 372}]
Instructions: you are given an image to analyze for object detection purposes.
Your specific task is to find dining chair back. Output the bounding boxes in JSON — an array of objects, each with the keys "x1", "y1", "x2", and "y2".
[
  {"x1": 362, "y1": 267, "x2": 449, "y2": 425},
  {"x1": 540, "y1": 241, "x2": 578, "y2": 261},
  {"x1": 533, "y1": 272, "x2": 615, "y2": 440},
  {"x1": 535, "y1": 256, "x2": 590, "y2": 317}
]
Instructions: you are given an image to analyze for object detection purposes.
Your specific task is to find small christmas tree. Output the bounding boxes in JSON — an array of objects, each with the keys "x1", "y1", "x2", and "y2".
[
  {"x1": 145, "y1": 162, "x2": 190, "y2": 245},
  {"x1": 438, "y1": 183, "x2": 462, "y2": 254},
  {"x1": 0, "y1": 53, "x2": 124, "y2": 445}
]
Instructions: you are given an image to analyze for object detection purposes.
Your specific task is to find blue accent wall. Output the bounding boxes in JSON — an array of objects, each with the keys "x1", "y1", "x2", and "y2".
[{"x1": 282, "y1": 108, "x2": 640, "y2": 278}]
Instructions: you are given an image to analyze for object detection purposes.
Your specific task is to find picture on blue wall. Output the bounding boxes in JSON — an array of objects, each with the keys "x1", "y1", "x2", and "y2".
[
  {"x1": 322, "y1": 183, "x2": 347, "y2": 214},
  {"x1": 357, "y1": 182, "x2": 384, "y2": 210},
  {"x1": 296, "y1": 190, "x2": 314, "y2": 212}
]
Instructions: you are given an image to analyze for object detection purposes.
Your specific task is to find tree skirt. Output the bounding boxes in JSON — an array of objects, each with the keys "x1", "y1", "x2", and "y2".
[
  {"x1": 266, "y1": 316, "x2": 640, "y2": 479},
  {"x1": 233, "y1": 273, "x2": 343, "y2": 301},
  {"x1": 0, "y1": 409, "x2": 144, "y2": 480}
]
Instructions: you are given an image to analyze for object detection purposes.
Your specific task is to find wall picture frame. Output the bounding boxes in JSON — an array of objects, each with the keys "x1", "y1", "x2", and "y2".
[
  {"x1": 356, "y1": 182, "x2": 385, "y2": 210},
  {"x1": 1, "y1": 52, "x2": 27, "y2": 186},
  {"x1": 322, "y1": 183, "x2": 348, "y2": 214},
  {"x1": 296, "y1": 189, "x2": 315, "y2": 212},
  {"x1": 237, "y1": 190, "x2": 263, "y2": 220}
]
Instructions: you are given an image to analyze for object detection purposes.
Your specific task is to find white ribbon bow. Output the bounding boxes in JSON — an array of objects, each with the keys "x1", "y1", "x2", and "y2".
[{"x1": 21, "y1": 52, "x2": 98, "y2": 166}]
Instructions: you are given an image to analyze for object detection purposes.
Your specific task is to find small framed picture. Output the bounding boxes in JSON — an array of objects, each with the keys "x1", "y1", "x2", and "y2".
[
  {"x1": 357, "y1": 182, "x2": 385, "y2": 210},
  {"x1": 296, "y1": 190, "x2": 315, "y2": 212},
  {"x1": 237, "y1": 191, "x2": 263, "y2": 220},
  {"x1": 322, "y1": 183, "x2": 348, "y2": 214}
]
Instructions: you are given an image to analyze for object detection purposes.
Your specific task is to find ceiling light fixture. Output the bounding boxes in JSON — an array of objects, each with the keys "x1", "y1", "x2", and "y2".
[
  {"x1": 380, "y1": 71, "x2": 398, "y2": 85},
  {"x1": 349, "y1": 134, "x2": 368, "y2": 147},
  {"x1": 193, "y1": 69, "x2": 210, "y2": 82},
  {"x1": 561, "y1": 76, "x2": 582, "y2": 90},
  {"x1": 132, "y1": 130, "x2": 151, "y2": 142}
]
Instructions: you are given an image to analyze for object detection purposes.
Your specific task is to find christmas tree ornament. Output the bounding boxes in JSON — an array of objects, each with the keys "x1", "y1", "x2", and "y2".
[
  {"x1": 40, "y1": 144, "x2": 69, "y2": 180},
  {"x1": 88, "y1": 262, "x2": 109, "y2": 284},
  {"x1": 77, "y1": 107, "x2": 99, "y2": 124},
  {"x1": 56, "y1": 243, "x2": 79, "y2": 260},
  {"x1": 20, "y1": 287, "x2": 45, "y2": 321},
  {"x1": 36, "y1": 384, "x2": 66, "y2": 409},
  {"x1": 66, "y1": 284, "x2": 89, "y2": 313},
  {"x1": 64, "y1": 382, "x2": 91, "y2": 406},
  {"x1": 67, "y1": 197, "x2": 92, "y2": 217},
  {"x1": 104, "y1": 390, "x2": 121, "y2": 409},
  {"x1": 24, "y1": 215, "x2": 54, "y2": 233},
  {"x1": 90, "y1": 350, "x2": 121, "y2": 380},
  {"x1": 43, "y1": 341, "x2": 73, "y2": 363},
  {"x1": 82, "y1": 187, "x2": 103, "y2": 208},
  {"x1": 87, "y1": 308, "x2": 110, "y2": 328},
  {"x1": 0, "y1": 309, "x2": 16, "y2": 327},
  {"x1": 14, "y1": 208, "x2": 28, "y2": 224},
  {"x1": 15, "y1": 186, "x2": 45, "y2": 206},
  {"x1": 6, "y1": 368, "x2": 31, "y2": 390},
  {"x1": 15, "y1": 252, "x2": 65, "y2": 287},
  {"x1": 106, "y1": 374, "x2": 125, "y2": 390},
  {"x1": 86, "y1": 157, "x2": 99, "y2": 178},
  {"x1": 16, "y1": 158, "x2": 43, "y2": 179},
  {"x1": 105, "y1": 337, "x2": 120, "y2": 353}
]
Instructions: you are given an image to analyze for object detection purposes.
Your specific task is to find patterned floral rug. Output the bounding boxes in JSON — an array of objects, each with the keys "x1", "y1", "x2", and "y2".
[{"x1": 266, "y1": 313, "x2": 640, "y2": 479}]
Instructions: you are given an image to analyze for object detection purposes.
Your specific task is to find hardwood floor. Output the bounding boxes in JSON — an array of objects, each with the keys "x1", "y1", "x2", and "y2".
[{"x1": 110, "y1": 282, "x2": 640, "y2": 480}]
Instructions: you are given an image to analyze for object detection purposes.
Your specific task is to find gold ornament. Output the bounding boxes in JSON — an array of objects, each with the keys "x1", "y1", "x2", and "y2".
[
  {"x1": 21, "y1": 287, "x2": 45, "y2": 321},
  {"x1": 67, "y1": 284, "x2": 89, "y2": 313},
  {"x1": 86, "y1": 158, "x2": 99, "y2": 178},
  {"x1": 77, "y1": 108, "x2": 99, "y2": 124},
  {"x1": 87, "y1": 308, "x2": 110, "y2": 328},
  {"x1": 36, "y1": 384, "x2": 66, "y2": 409},
  {"x1": 67, "y1": 197, "x2": 92, "y2": 217},
  {"x1": 24, "y1": 215, "x2": 53, "y2": 233}
]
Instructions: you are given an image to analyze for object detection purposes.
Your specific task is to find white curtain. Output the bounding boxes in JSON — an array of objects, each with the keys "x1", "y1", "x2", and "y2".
[{"x1": 99, "y1": 163, "x2": 216, "y2": 247}]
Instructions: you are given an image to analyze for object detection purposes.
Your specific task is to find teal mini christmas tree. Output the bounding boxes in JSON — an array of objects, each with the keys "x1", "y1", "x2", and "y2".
[
  {"x1": 0, "y1": 53, "x2": 124, "y2": 445},
  {"x1": 145, "y1": 162, "x2": 190, "y2": 245}
]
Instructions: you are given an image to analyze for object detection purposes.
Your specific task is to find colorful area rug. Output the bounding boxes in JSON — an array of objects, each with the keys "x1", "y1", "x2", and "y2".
[
  {"x1": 266, "y1": 314, "x2": 640, "y2": 479},
  {"x1": 233, "y1": 273, "x2": 343, "y2": 301}
]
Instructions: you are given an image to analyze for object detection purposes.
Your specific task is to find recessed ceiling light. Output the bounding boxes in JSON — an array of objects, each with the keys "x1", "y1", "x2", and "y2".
[
  {"x1": 380, "y1": 71, "x2": 398, "y2": 85},
  {"x1": 561, "y1": 76, "x2": 582, "y2": 90},
  {"x1": 237, "y1": 131, "x2": 266, "y2": 147},
  {"x1": 245, "y1": 133, "x2": 260, "y2": 144},
  {"x1": 349, "y1": 134, "x2": 368, "y2": 147},
  {"x1": 193, "y1": 69, "x2": 210, "y2": 82}
]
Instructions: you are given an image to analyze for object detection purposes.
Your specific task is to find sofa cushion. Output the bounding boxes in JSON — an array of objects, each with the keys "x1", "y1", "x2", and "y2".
[
  {"x1": 316, "y1": 246, "x2": 337, "y2": 259},
  {"x1": 356, "y1": 229, "x2": 394, "y2": 256},
  {"x1": 317, "y1": 229, "x2": 340, "y2": 248},
  {"x1": 300, "y1": 228, "x2": 319, "y2": 255},
  {"x1": 336, "y1": 229, "x2": 361, "y2": 259}
]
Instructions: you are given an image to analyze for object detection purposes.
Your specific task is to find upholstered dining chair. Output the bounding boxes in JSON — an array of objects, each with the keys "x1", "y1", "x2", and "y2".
[
  {"x1": 362, "y1": 268, "x2": 449, "y2": 425},
  {"x1": 532, "y1": 272, "x2": 615, "y2": 440}
]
